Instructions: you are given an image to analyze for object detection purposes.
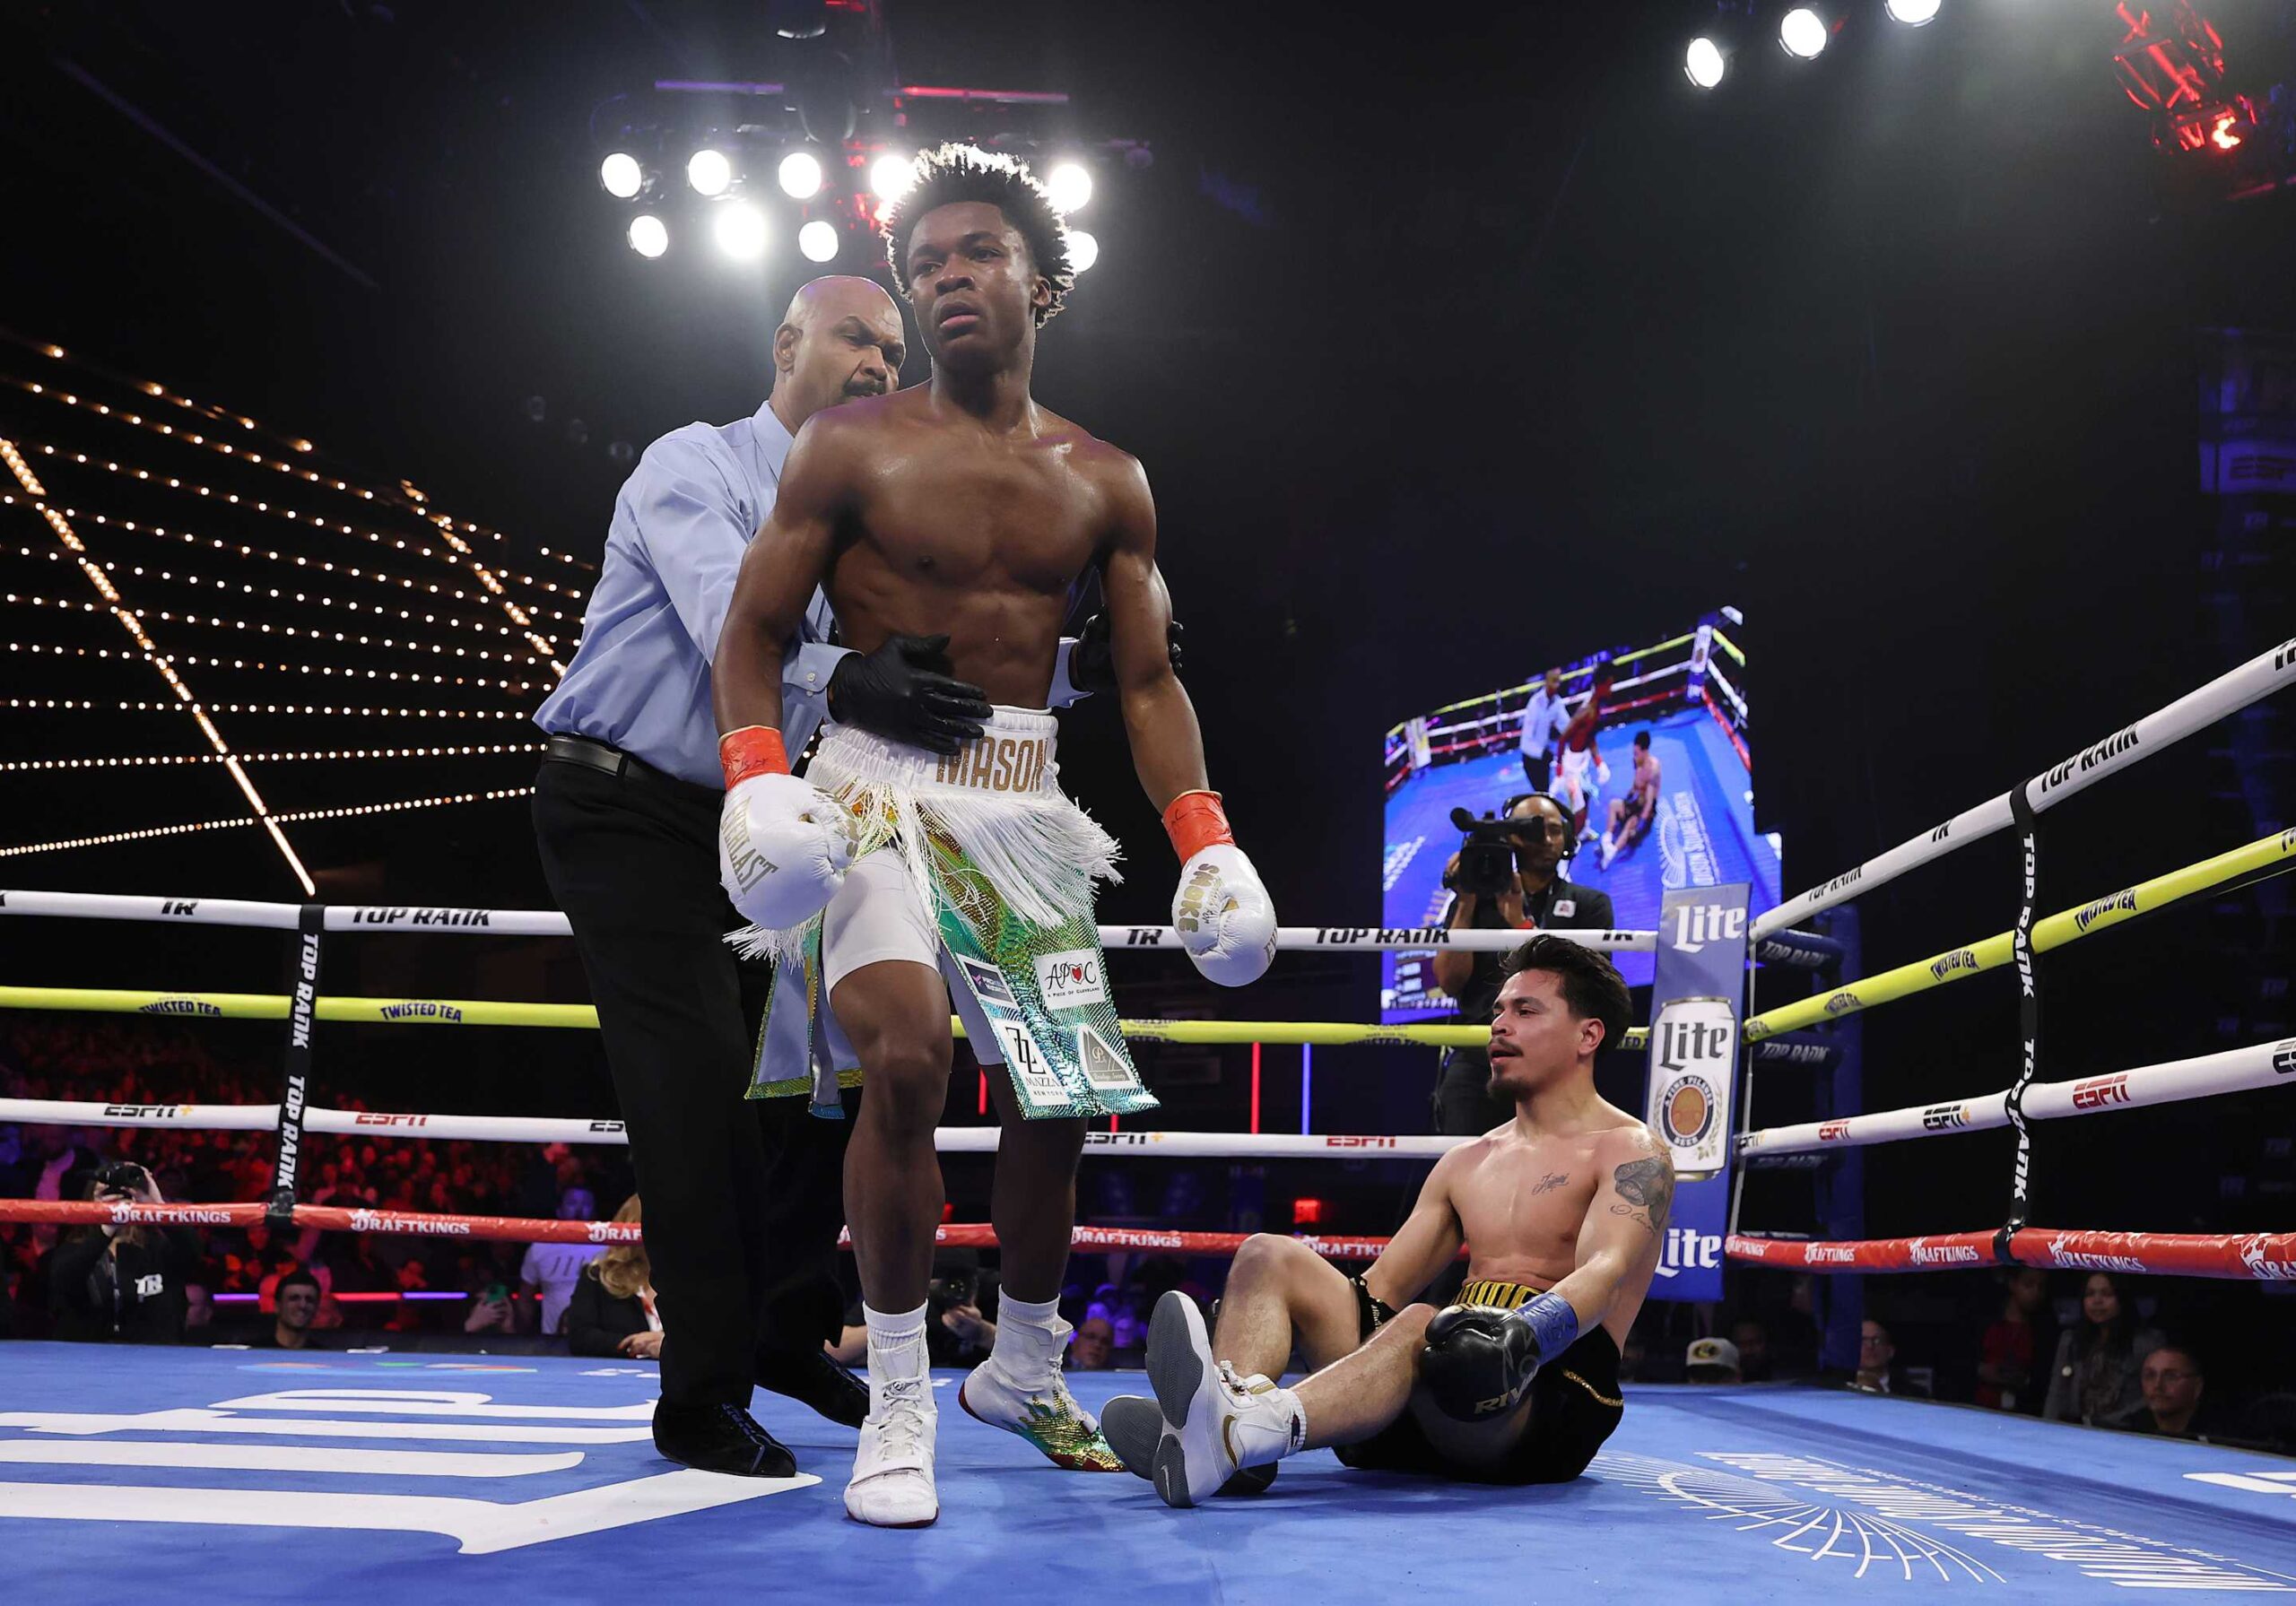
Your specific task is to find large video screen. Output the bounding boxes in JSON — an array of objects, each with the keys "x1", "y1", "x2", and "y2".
[{"x1": 1380, "y1": 609, "x2": 1779, "y2": 1013}]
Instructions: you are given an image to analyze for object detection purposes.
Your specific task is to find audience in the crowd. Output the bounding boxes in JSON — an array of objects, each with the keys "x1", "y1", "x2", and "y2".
[
  {"x1": 1, "y1": 1017, "x2": 2289, "y2": 1458},
  {"x1": 2106, "y1": 1343, "x2": 2231, "y2": 1442},
  {"x1": 567, "y1": 1195, "x2": 659, "y2": 1360},
  {"x1": 2044, "y1": 1272, "x2": 2163, "y2": 1426},
  {"x1": 253, "y1": 1268, "x2": 325, "y2": 1350},
  {"x1": 1975, "y1": 1266, "x2": 2057, "y2": 1413}
]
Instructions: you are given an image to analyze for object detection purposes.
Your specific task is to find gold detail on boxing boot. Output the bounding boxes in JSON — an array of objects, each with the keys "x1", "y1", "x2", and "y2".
[{"x1": 959, "y1": 1375, "x2": 1124, "y2": 1471}]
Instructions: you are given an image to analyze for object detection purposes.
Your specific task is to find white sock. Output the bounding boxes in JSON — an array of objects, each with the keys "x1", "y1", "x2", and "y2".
[
  {"x1": 1237, "y1": 1381, "x2": 1308, "y2": 1468},
  {"x1": 863, "y1": 1301, "x2": 929, "y2": 1388},
  {"x1": 996, "y1": 1292, "x2": 1061, "y2": 1331},
  {"x1": 988, "y1": 1291, "x2": 1066, "y2": 1376}
]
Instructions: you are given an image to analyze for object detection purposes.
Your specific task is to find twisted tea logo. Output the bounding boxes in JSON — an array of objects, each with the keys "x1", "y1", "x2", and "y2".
[
  {"x1": 1822, "y1": 991, "x2": 1861, "y2": 1016},
  {"x1": 2073, "y1": 889, "x2": 2139, "y2": 933},
  {"x1": 1928, "y1": 949, "x2": 1979, "y2": 981}
]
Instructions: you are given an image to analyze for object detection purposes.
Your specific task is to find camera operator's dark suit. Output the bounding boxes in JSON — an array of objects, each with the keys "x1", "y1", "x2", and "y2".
[{"x1": 1432, "y1": 876, "x2": 1615, "y2": 1136}]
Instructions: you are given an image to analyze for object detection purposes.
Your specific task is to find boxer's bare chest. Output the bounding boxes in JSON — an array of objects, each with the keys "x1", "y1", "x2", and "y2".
[
  {"x1": 1452, "y1": 1131, "x2": 1614, "y2": 1285},
  {"x1": 848, "y1": 421, "x2": 1108, "y2": 598}
]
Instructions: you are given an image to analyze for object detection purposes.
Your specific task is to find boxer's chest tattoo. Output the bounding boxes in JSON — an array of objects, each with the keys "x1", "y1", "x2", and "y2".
[{"x1": 1531, "y1": 1171, "x2": 1571, "y2": 1195}]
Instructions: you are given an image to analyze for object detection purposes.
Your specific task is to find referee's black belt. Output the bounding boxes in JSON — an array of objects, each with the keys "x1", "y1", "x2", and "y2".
[{"x1": 543, "y1": 733, "x2": 717, "y2": 803}]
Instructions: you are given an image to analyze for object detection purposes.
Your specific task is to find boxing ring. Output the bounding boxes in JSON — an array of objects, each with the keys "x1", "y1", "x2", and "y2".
[{"x1": 2, "y1": 639, "x2": 2295, "y2": 1595}]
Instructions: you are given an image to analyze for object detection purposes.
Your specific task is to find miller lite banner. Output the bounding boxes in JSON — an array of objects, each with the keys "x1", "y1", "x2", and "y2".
[{"x1": 1643, "y1": 883, "x2": 1750, "y2": 1303}]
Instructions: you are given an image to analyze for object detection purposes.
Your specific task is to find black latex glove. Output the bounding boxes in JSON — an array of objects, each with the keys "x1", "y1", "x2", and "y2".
[
  {"x1": 826, "y1": 634, "x2": 992, "y2": 756},
  {"x1": 1068, "y1": 613, "x2": 1187, "y2": 698}
]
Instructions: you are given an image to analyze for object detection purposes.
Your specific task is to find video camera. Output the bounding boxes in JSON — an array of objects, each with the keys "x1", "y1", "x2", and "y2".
[{"x1": 1445, "y1": 805, "x2": 1541, "y2": 898}]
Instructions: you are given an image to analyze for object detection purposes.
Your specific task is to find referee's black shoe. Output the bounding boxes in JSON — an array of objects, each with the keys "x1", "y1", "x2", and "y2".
[
  {"x1": 652, "y1": 1402, "x2": 797, "y2": 1478},
  {"x1": 757, "y1": 1348, "x2": 870, "y2": 1428}
]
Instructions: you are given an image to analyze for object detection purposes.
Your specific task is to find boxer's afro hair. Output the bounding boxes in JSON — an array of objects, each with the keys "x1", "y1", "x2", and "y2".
[{"x1": 881, "y1": 143, "x2": 1075, "y2": 326}]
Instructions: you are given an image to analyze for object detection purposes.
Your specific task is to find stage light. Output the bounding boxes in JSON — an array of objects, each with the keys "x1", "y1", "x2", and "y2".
[
  {"x1": 1066, "y1": 230, "x2": 1100, "y2": 273},
  {"x1": 798, "y1": 220, "x2": 840, "y2": 263},
  {"x1": 778, "y1": 150, "x2": 825, "y2": 199},
  {"x1": 1884, "y1": 0, "x2": 1940, "y2": 22},
  {"x1": 711, "y1": 201, "x2": 769, "y2": 261},
  {"x1": 1046, "y1": 161, "x2": 1092, "y2": 213},
  {"x1": 687, "y1": 148, "x2": 734, "y2": 196},
  {"x1": 599, "y1": 153, "x2": 644, "y2": 199},
  {"x1": 871, "y1": 152, "x2": 917, "y2": 200},
  {"x1": 1685, "y1": 37, "x2": 1727, "y2": 89},
  {"x1": 628, "y1": 214, "x2": 669, "y2": 258},
  {"x1": 1780, "y1": 8, "x2": 1828, "y2": 58}
]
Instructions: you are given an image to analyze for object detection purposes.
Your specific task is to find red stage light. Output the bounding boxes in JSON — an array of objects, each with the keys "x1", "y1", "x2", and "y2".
[{"x1": 1292, "y1": 1197, "x2": 1325, "y2": 1227}]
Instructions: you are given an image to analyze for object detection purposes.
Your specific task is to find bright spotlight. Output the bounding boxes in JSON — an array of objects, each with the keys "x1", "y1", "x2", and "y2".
[
  {"x1": 798, "y1": 220, "x2": 840, "y2": 263},
  {"x1": 599, "y1": 152, "x2": 644, "y2": 199},
  {"x1": 712, "y1": 201, "x2": 769, "y2": 261},
  {"x1": 1779, "y1": 8, "x2": 1828, "y2": 58},
  {"x1": 778, "y1": 150, "x2": 825, "y2": 200},
  {"x1": 1046, "y1": 161, "x2": 1092, "y2": 213},
  {"x1": 687, "y1": 148, "x2": 735, "y2": 196},
  {"x1": 1684, "y1": 38, "x2": 1726, "y2": 89},
  {"x1": 870, "y1": 152, "x2": 918, "y2": 200},
  {"x1": 1884, "y1": 0, "x2": 1941, "y2": 22},
  {"x1": 628, "y1": 214, "x2": 669, "y2": 258},
  {"x1": 1066, "y1": 230, "x2": 1099, "y2": 273}
]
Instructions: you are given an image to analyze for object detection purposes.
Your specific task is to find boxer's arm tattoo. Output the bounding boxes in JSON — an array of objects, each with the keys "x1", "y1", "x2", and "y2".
[
  {"x1": 1532, "y1": 1172, "x2": 1570, "y2": 1195},
  {"x1": 1609, "y1": 1157, "x2": 1674, "y2": 1238}
]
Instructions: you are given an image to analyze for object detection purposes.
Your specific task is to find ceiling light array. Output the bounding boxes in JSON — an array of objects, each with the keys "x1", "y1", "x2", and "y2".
[
  {"x1": 2, "y1": 436, "x2": 315, "y2": 892},
  {"x1": 0, "y1": 786, "x2": 537, "y2": 860},
  {"x1": 5, "y1": 579, "x2": 544, "y2": 657},
  {"x1": 5, "y1": 343, "x2": 596, "y2": 575},
  {"x1": 0, "y1": 514, "x2": 580, "y2": 617},
  {"x1": 2, "y1": 342, "x2": 587, "y2": 875},
  {"x1": 9, "y1": 434, "x2": 572, "y2": 666},
  {"x1": 0, "y1": 742, "x2": 545, "y2": 774},
  {"x1": 1684, "y1": 1, "x2": 1942, "y2": 91},
  {"x1": 3, "y1": 699, "x2": 535, "y2": 718},
  {"x1": 600, "y1": 140, "x2": 1102, "y2": 275}
]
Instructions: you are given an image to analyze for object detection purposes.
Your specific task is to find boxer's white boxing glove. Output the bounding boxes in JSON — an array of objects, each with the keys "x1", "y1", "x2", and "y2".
[
  {"x1": 1164, "y1": 790, "x2": 1277, "y2": 987},
  {"x1": 718, "y1": 726, "x2": 852, "y2": 930}
]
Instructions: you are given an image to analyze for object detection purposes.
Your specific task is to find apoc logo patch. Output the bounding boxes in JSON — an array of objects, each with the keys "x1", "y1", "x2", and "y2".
[{"x1": 1035, "y1": 949, "x2": 1107, "y2": 1009}]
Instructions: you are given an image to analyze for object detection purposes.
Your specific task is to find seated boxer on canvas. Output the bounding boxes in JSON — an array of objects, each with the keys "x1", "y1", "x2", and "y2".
[{"x1": 1102, "y1": 934, "x2": 1669, "y2": 1505}]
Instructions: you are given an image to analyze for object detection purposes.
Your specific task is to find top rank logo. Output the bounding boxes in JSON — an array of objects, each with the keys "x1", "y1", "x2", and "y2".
[{"x1": 2039, "y1": 726, "x2": 2141, "y2": 794}]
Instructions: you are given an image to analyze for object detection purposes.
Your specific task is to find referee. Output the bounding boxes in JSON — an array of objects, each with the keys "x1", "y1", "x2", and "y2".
[{"x1": 533, "y1": 278, "x2": 1099, "y2": 1476}]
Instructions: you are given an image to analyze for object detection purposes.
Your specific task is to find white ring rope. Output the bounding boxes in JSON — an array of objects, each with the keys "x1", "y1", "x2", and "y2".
[
  {"x1": 1752, "y1": 637, "x2": 2296, "y2": 940},
  {"x1": 0, "y1": 1096, "x2": 1464, "y2": 1159},
  {"x1": 1737, "y1": 1035, "x2": 2296, "y2": 1158},
  {"x1": 0, "y1": 890, "x2": 1654, "y2": 953}
]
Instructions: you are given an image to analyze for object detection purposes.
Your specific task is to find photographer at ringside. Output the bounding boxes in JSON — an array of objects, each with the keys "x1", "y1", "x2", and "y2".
[
  {"x1": 1427, "y1": 793, "x2": 1614, "y2": 1136},
  {"x1": 46, "y1": 1162, "x2": 202, "y2": 1344}
]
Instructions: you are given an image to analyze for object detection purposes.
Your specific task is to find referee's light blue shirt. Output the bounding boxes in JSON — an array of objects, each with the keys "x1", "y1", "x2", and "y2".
[{"x1": 536, "y1": 395, "x2": 1081, "y2": 788}]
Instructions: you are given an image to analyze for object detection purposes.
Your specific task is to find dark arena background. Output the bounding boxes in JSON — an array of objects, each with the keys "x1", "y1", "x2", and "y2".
[{"x1": 3, "y1": 2, "x2": 2294, "y2": 1598}]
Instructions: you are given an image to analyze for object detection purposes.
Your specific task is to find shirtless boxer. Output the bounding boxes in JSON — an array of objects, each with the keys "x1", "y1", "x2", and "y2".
[
  {"x1": 1103, "y1": 933, "x2": 1667, "y2": 1506},
  {"x1": 710, "y1": 144, "x2": 1276, "y2": 1527},
  {"x1": 1556, "y1": 663, "x2": 1615, "y2": 842},
  {"x1": 1599, "y1": 729, "x2": 1660, "y2": 870}
]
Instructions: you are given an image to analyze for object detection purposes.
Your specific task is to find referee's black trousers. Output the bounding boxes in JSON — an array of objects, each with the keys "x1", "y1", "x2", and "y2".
[{"x1": 533, "y1": 757, "x2": 850, "y2": 1409}]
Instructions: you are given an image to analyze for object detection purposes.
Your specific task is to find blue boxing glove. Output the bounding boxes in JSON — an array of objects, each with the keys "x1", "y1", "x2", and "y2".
[{"x1": 1420, "y1": 1292, "x2": 1581, "y2": 1422}]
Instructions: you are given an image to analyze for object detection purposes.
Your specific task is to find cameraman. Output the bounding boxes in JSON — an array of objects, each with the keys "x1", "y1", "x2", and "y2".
[
  {"x1": 46, "y1": 1161, "x2": 202, "y2": 1344},
  {"x1": 1428, "y1": 793, "x2": 1614, "y2": 1135}
]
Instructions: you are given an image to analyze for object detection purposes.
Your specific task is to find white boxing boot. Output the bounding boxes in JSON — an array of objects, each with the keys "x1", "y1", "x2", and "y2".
[
  {"x1": 846, "y1": 1307, "x2": 938, "y2": 1528},
  {"x1": 958, "y1": 1307, "x2": 1124, "y2": 1472}
]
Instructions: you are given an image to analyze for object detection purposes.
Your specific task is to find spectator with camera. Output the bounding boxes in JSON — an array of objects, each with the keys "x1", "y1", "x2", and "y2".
[
  {"x1": 1427, "y1": 792, "x2": 1615, "y2": 1135},
  {"x1": 45, "y1": 1162, "x2": 201, "y2": 1344}
]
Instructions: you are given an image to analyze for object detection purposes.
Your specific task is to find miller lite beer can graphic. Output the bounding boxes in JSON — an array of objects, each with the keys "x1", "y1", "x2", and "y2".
[{"x1": 1647, "y1": 994, "x2": 1736, "y2": 1181}]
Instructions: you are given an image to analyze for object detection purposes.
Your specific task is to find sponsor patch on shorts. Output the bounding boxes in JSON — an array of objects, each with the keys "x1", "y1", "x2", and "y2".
[{"x1": 1035, "y1": 949, "x2": 1107, "y2": 1009}]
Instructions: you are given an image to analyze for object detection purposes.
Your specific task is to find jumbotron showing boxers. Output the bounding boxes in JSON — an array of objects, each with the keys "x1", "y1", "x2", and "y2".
[{"x1": 3, "y1": 4, "x2": 2294, "y2": 1602}]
